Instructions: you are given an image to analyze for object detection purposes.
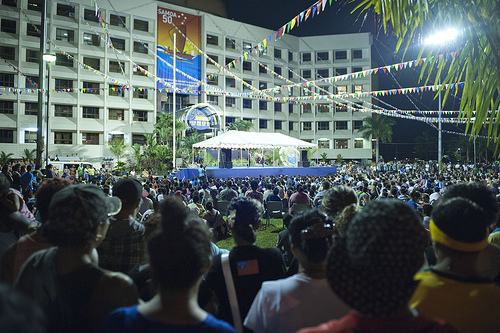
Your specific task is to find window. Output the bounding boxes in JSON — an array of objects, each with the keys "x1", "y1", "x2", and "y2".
[
  {"x1": 56, "y1": 28, "x2": 74, "y2": 42},
  {"x1": 353, "y1": 66, "x2": 363, "y2": 73},
  {"x1": 243, "y1": 42, "x2": 252, "y2": 50},
  {"x1": 302, "y1": 52, "x2": 311, "y2": 62},
  {"x1": 243, "y1": 61, "x2": 252, "y2": 71},
  {"x1": 108, "y1": 108, "x2": 124, "y2": 120},
  {"x1": 134, "y1": 41, "x2": 148, "y2": 54},
  {"x1": 259, "y1": 81, "x2": 267, "y2": 90},
  {"x1": 110, "y1": 37, "x2": 125, "y2": 50},
  {"x1": 259, "y1": 47, "x2": 267, "y2": 57},
  {"x1": 84, "y1": 9, "x2": 98, "y2": 22},
  {"x1": 110, "y1": 14, "x2": 126, "y2": 27},
  {"x1": 259, "y1": 119, "x2": 267, "y2": 129},
  {"x1": 83, "y1": 32, "x2": 100, "y2": 46},
  {"x1": 335, "y1": 50, "x2": 347, "y2": 60},
  {"x1": 288, "y1": 51, "x2": 293, "y2": 62},
  {"x1": 109, "y1": 61, "x2": 123, "y2": 73},
  {"x1": 27, "y1": 0, "x2": 42, "y2": 11},
  {"x1": 0, "y1": 73, "x2": 14, "y2": 87},
  {"x1": 225, "y1": 57, "x2": 235, "y2": 66},
  {"x1": 289, "y1": 104, "x2": 294, "y2": 114},
  {"x1": 335, "y1": 68, "x2": 348, "y2": 75},
  {"x1": 336, "y1": 85, "x2": 348, "y2": 94},
  {"x1": 133, "y1": 89, "x2": 148, "y2": 99},
  {"x1": 318, "y1": 121, "x2": 330, "y2": 131},
  {"x1": 354, "y1": 84, "x2": 363, "y2": 93},
  {"x1": 274, "y1": 102, "x2": 282, "y2": 112},
  {"x1": 26, "y1": 24, "x2": 40, "y2": 37},
  {"x1": 354, "y1": 139, "x2": 363, "y2": 148},
  {"x1": 335, "y1": 139, "x2": 348, "y2": 149},
  {"x1": 133, "y1": 110, "x2": 148, "y2": 122},
  {"x1": 274, "y1": 48, "x2": 282, "y2": 59},
  {"x1": 132, "y1": 134, "x2": 146, "y2": 145},
  {"x1": 335, "y1": 121, "x2": 348, "y2": 130},
  {"x1": 55, "y1": 79, "x2": 73, "y2": 89},
  {"x1": 259, "y1": 101, "x2": 267, "y2": 111},
  {"x1": 134, "y1": 19, "x2": 148, "y2": 32},
  {"x1": 226, "y1": 97, "x2": 236, "y2": 107},
  {"x1": 243, "y1": 99, "x2": 252, "y2": 109},
  {"x1": 109, "y1": 134, "x2": 124, "y2": 142},
  {"x1": 26, "y1": 49, "x2": 39, "y2": 63},
  {"x1": 82, "y1": 132, "x2": 99, "y2": 145},
  {"x1": 56, "y1": 52, "x2": 74, "y2": 66},
  {"x1": 207, "y1": 95, "x2": 218, "y2": 106},
  {"x1": 317, "y1": 69, "x2": 329, "y2": 78},
  {"x1": 0, "y1": 101, "x2": 14, "y2": 114},
  {"x1": 225, "y1": 117, "x2": 235, "y2": 126},
  {"x1": 302, "y1": 122, "x2": 312, "y2": 131},
  {"x1": 225, "y1": 38, "x2": 235, "y2": 49},
  {"x1": 318, "y1": 140, "x2": 330, "y2": 149},
  {"x1": 207, "y1": 76, "x2": 218, "y2": 86},
  {"x1": 259, "y1": 64, "x2": 267, "y2": 74},
  {"x1": 83, "y1": 107, "x2": 99, "y2": 119},
  {"x1": 316, "y1": 51, "x2": 329, "y2": 61},
  {"x1": 206, "y1": 34, "x2": 218, "y2": 46},
  {"x1": 289, "y1": 121, "x2": 294, "y2": 131},
  {"x1": 352, "y1": 49, "x2": 363, "y2": 59},
  {"x1": 243, "y1": 79, "x2": 251, "y2": 91},
  {"x1": 57, "y1": 4, "x2": 74, "y2": 17},
  {"x1": 226, "y1": 77, "x2": 235, "y2": 88},
  {"x1": 109, "y1": 84, "x2": 124, "y2": 97},
  {"x1": 273, "y1": 120, "x2": 282, "y2": 130},
  {"x1": 134, "y1": 64, "x2": 148, "y2": 76},
  {"x1": 55, "y1": 104, "x2": 73, "y2": 117},
  {"x1": 25, "y1": 102, "x2": 38, "y2": 115},
  {"x1": 336, "y1": 103, "x2": 348, "y2": 112},
  {"x1": 302, "y1": 70, "x2": 311, "y2": 79},
  {"x1": 303, "y1": 105, "x2": 312, "y2": 113},
  {"x1": 288, "y1": 69, "x2": 294, "y2": 79},
  {"x1": 207, "y1": 54, "x2": 218, "y2": 65},
  {"x1": 83, "y1": 57, "x2": 100, "y2": 70},
  {"x1": 25, "y1": 76, "x2": 38, "y2": 89},
  {"x1": 274, "y1": 66, "x2": 282, "y2": 75},
  {"x1": 54, "y1": 132, "x2": 72, "y2": 144},
  {"x1": 1, "y1": 19, "x2": 16, "y2": 33},
  {"x1": 24, "y1": 130, "x2": 37, "y2": 143},
  {"x1": 83, "y1": 82, "x2": 100, "y2": 94},
  {"x1": 0, "y1": 130, "x2": 14, "y2": 143},
  {"x1": 3, "y1": 0, "x2": 16, "y2": 7},
  {"x1": 0, "y1": 46, "x2": 15, "y2": 60},
  {"x1": 318, "y1": 104, "x2": 329, "y2": 113},
  {"x1": 353, "y1": 120, "x2": 363, "y2": 130}
]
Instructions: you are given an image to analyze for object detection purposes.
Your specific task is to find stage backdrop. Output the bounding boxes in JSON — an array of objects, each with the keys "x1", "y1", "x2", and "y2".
[{"x1": 157, "y1": 6, "x2": 201, "y2": 94}]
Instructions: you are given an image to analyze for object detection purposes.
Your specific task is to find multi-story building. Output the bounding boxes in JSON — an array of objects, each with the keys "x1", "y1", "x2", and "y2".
[{"x1": 0, "y1": 0, "x2": 372, "y2": 164}]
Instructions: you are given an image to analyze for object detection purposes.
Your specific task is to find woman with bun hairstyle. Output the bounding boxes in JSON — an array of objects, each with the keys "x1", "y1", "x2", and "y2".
[
  {"x1": 321, "y1": 185, "x2": 358, "y2": 237},
  {"x1": 244, "y1": 210, "x2": 349, "y2": 333}
]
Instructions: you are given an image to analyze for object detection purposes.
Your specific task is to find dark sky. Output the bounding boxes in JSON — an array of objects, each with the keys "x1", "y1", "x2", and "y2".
[{"x1": 220, "y1": 0, "x2": 465, "y2": 161}]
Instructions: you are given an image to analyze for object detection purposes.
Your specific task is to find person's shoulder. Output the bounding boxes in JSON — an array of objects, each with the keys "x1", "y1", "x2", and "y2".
[
  {"x1": 100, "y1": 305, "x2": 139, "y2": 332},
  {"x1": 96, "y1": 271, "x2": 139, "y2": 302},
  {"x1": 203, "y1": 313, "x2": 237, "y2": 333}
]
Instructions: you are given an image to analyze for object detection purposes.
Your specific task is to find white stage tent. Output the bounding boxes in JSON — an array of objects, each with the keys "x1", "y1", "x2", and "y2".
[{"x1": 192, "y1": 130, "x2": 316, "y2": 149}]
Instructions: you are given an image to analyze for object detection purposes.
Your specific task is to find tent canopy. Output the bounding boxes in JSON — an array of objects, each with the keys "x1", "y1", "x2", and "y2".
[{"x1": 193, "y1": 130, "x2": 316, "y2": 150}]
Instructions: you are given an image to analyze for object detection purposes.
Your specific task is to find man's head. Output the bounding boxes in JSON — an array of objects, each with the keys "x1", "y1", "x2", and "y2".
[
  {"x1": 227, "y1": 197, "x2": 263, "y2": 243},
  {"x1": 112, "y1": 178, "x2": 143, "y2": 211}
]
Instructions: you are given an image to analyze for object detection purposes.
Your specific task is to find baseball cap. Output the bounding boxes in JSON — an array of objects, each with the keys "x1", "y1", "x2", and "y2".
[{"x1": 112, "y1": 178, "x2": 143, "y2": 205}]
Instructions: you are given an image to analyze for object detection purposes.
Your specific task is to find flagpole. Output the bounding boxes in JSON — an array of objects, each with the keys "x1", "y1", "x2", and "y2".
[{"x1": 173, "y1": 33, "x2": 176, "y2": 169}]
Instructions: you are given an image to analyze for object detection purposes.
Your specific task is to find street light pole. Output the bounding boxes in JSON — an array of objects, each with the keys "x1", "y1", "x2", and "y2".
[
  {"x1": 172, "y1": 33, "x2": 176, "y2": 169},
  {"x1": 35, "y1": 0, "x2": 47, "y2": 167},
  {"x1": 43, "y1": 54, "x2": 56, "y2": 162},
  {"x1": 438, "y1": 77, "x2": 442, "y2": 171}
]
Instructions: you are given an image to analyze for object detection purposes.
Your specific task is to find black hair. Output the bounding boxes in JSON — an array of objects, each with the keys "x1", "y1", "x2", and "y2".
[
  {"x1": 322, "y1": 185, "x2": 357, "y2": 218},
  {"x1": 205, "y1": 201, "x2": 213, "y2": 210},
  {"x1": 228, "y1": 197, "x2": 263, "y2": 243},
  {"x1": 35, "y1": 178, "x2": 74, "y2": 224},
  {"x1": 273, "y1": 187, "x2": 279, "y2": 196},
  {"x1": 0, "y1": 173, "x2": 10, "y2": 195},
  {"x1": 289, "y1": 210, "x2": 334, "y2": 263},
  {"x1": 250, "y1": 180, "x2": 258, "y2": 191}
]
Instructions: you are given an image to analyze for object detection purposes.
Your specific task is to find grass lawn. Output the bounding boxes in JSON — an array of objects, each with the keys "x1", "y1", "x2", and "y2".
[{"x1": 215, "y1": 218, "x2": 284, "y2": 251}]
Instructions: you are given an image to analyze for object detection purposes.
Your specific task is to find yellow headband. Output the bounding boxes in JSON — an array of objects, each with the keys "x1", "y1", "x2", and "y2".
[{"x1": 430, "y1": 219, "x2": 488, "y2": 252}]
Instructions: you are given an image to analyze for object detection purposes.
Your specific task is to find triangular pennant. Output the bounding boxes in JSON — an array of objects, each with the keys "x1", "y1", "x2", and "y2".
[{"x1": 305, "y1": 8, "x2": 312, "y2": 21}]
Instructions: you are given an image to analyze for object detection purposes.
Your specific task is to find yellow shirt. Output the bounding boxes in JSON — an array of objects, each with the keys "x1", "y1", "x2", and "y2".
[{"x1": 411, "y1": 268, "x2": 500, "y2": 333}]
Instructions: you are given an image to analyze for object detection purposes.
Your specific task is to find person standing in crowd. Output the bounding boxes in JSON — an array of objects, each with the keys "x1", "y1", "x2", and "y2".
[
  {"x1": 21, "y1": 165, "x2": 37, "y2": 202},
  {"x1": 298, "y1": 200, "x2": 457, "y2": 333},
  {"x1": 15, "y1": 184, "x2": 139, "y2": 333},
  {"x1": 101, "y1": 200, "x2": 236, "y2": 333},
  {"x1": 205, "y1": 197, "x2": 286, "y2": 331},
  {"x1": 98, "y1": 178, "x2": 145, "y2": 274},
  {"x1": 245, "y1": 210, "x2": 349, "y2": 333},
  {"x1": 11, "y1": 164, "x2": 23, "y2": 192}
]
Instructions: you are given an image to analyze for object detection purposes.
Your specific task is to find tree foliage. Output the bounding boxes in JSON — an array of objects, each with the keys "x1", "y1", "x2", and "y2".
[
  {"x1": 226, "y1": 119, "x2": 254, "y2": 132},
  {"x1": 22, "y1": 148, "x2": 36, "y2": 164},
  {"x1": 107, "y1": 138, "x2": 128, "y2": 162},
  {"x1": 348, "y1": 0, "x2": 500, "y2": 150},
  {"x1": 0, "y1": 151, "x2": 14, "y2": 167},
  {"x1": 358, "y1": 114, "x2": 395, "y2": 162}
]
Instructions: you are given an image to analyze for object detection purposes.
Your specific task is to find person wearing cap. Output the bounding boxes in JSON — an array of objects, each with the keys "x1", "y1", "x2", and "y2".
[
  {"x1": 298, "y1": 200, "x2": 457, "y2": 333},
  {"x1": 244, "y1": 210, "x2": 349, "y2": 333},
  {"x1": 410, "y1": 184, "x2": 500, "y2": 333},
  {"x1": 98, "y1": 178, "x2": 146, "y2": 274},
  {"x1": 205, "y1": 197, "x2": 286, "y2": 330},
  {"x1": 14, "y1": 184, "x2": 139, "y2": 333}
]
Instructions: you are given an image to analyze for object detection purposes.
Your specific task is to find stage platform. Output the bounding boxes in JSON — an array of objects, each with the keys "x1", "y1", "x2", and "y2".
[{"x1": 171, "y1": 166, "x2": 337, "y2": 180}]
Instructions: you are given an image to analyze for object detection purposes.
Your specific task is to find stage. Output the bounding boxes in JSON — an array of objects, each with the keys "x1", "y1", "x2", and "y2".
[{"x1": 171, "y1": 166, "x2": 337, "y2": 180}]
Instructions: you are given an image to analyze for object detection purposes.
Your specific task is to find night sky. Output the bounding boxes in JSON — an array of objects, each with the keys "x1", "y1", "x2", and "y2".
[{"x1": 220, "y1": 0, "x2": 467, "y2": 161}]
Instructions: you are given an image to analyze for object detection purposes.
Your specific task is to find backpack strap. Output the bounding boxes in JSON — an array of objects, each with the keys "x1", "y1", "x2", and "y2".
[{"x1": 221, "y1": 253, "x2": 243, "y2": 333}]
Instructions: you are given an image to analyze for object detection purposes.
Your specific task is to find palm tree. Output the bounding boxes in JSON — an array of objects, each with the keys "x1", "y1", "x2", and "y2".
[
  {"x1": 348, "y1": 0, "x2": 500, "y2": 149},
  {"x1": 414, "y1": 131, "x2": 436, "y2": 161},
  {"x1": 226, "y1": 119, "x2": 254, "y2": 132},
  {"x1": 107, "y1": 138, "x2": 129, "y2": 162},
  {"x1": 22, "y1": 148, "x2": 36, "y2": 165},
  {"x1": 358, "y1": 115, "x2": 395, "y2": 162},
  {"x1": 0, "y1": 151, "x2": 14, "y2": 167}
]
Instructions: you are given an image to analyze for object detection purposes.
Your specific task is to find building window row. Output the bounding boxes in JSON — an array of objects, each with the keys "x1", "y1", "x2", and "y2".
[{"x1": 301, "y1": 49, "x2": 364, "y2": 63}]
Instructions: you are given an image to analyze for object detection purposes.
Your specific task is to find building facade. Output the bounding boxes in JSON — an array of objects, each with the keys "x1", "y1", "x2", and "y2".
[{"x1": 0, "y1": 0, "x2": 372, "y2": 164}]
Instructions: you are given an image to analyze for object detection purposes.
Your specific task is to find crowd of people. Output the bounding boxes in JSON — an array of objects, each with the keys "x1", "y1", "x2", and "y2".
[{"x1": 0, "y1": 158, "x2": 500, "y2": 332}]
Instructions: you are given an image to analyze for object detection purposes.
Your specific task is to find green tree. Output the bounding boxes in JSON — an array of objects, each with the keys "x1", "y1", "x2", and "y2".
[
  {"x1": 414, "y1": 131, "x2": 437, "y2": 161},
  {"x1": 349, "y1": 0, "x2": 500, "y2": 151},
  {"x1": 179, "y1": 131, "x2": 204, "y2": 166},
  {"x1": 107, "y1": 138, "x2": 129, "y2": 162},
  {"x1": 0, "y1": 151, "x2": 14, "y2": 167},
  {"x1": 155, "y1": 112, "x2": 186, "y2": 145},
  {"x1": 22, "y1": 148, "x2": 36, "y2": 165},
  {"x1": 130, "y1": 143, "x2": 143, "y2": 171},
  {"x1": 358, "y1": 115, "x2": 395, "y2": 162},
  {"x1": 320, "y1": 152, "x2": 328, "y2": 163},
  {"x1": 227, "y1": 119, "x2": 254, "y2": 131}
]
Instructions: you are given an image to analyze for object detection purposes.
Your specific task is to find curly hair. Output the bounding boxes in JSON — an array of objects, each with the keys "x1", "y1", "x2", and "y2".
[{"x1": 321, "y1": 185, "x2": 358, "y2": 218}]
